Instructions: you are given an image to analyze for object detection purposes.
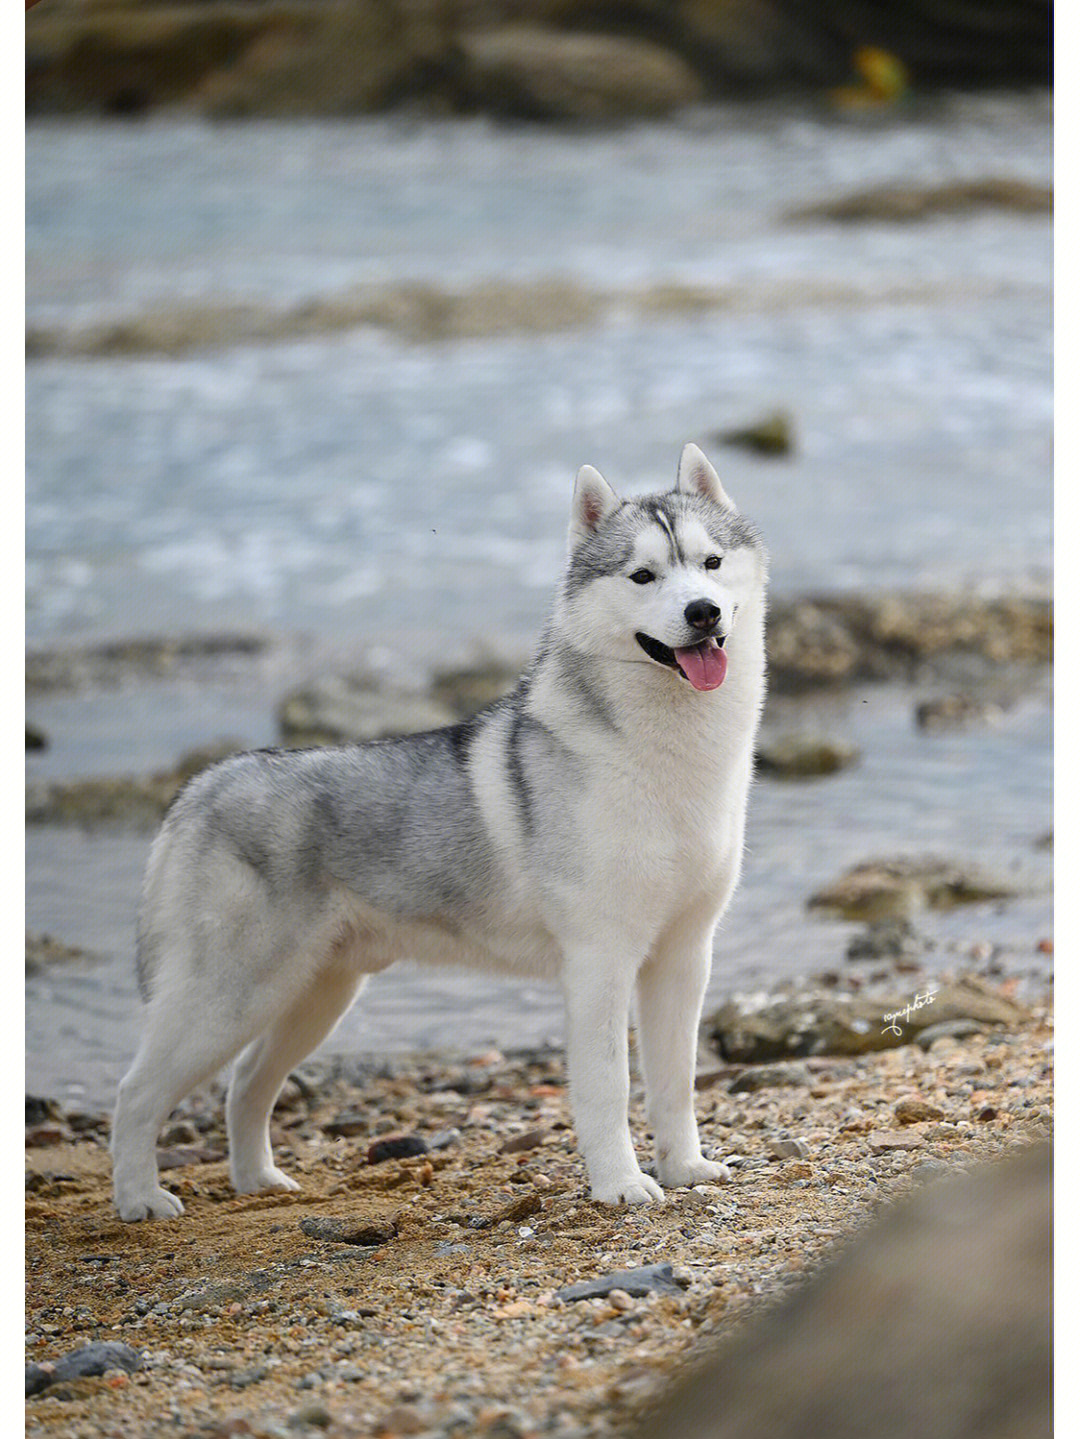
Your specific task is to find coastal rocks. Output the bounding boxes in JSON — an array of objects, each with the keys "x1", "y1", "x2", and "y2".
[
  {"x1": 25, "y1": 634, "x2": 266, "y2": 693},
  {"x1": 787, "y1": 178, "x2": 1051, "y2": 226},
  {"x1": 915, "y1": 692, "x2": 1001, "y2": 731},
  {"x1": 845, "y1": 918, "x2": 920, "y2": 964},
  {"x1": 807, "y1": 857, "x2": 1017, "y2": 921},
  {"x1": 25, "y1": 723, "x2": 47, "y2": 750},
  {"x1": 27, "y1": 1340, "x2": 142, "y2": 1399},
  {"x1": 556, "y1": 1263, "x2": 690, "y2": 1302},
  {"x1": 714, "y1": 409, "x2": 794, "y2": 456},
  {"x1": 766, "y1": 593, "x2": 1052, "y2": 693},
  {"x1": 25, "y1": 741, "x2": 239, "y2": 830},
  {"x1": 278, "y1": 675, "x2": 454, "y2": 747},
  {"x1": 457, "y1": 28, "x2": 704, "y2": 121},
  {"x1": 756, "y1": 736, "x2": 858, "y2": 779},
  {"x1": 25, "y1": 932, "x2": 96, "y2": 976},
  {"x1": 430, "y1": 660, "x2": 521, "y2": 719},
  {"x1": 707, "y1": 976, "x2": 1028, "y2": 1061}
]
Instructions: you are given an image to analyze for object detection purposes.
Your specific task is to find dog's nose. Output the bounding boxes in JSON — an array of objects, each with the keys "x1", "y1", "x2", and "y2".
[{"x1": 684, "y1": 599, "x2": 721, "y2": 631}]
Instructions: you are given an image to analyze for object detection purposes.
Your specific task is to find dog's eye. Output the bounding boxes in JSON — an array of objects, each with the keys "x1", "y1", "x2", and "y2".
[
  {"x1": 629, "y1": 568, "x2": 656, "y2": 585},
  {"x1": 704, "y1": 555, "x2": 722, "y2": 571}
]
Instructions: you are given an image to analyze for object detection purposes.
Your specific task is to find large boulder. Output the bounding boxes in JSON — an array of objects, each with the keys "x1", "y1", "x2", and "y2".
[
  {"x1": 457, "y1": 26, "x2": 704, "y2": 120},
  {"x1": 278, "y1": 675, "x2": 455, "y2": 747},
  {"x1": 632, "y1": 1142, "x2": 1051, "y2": 1439}
]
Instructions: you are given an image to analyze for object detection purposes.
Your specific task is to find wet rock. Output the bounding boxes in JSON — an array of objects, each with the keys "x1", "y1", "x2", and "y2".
[
  {"x1": 631, "y1": 1144, "x2": 1050, "y2": 1439},
  {"x1": 714, "y1": 409, "x2": 794, "y2": 456},
  {"x1": 457, "y1": 28, "x2": 703, "y2": 122},
  {"x1": 367, "y1": 1134, "x2": 428, "y2": 1164},
  {"x1": 25, "y1": 1095, "x2": 64, "y2": 1127},
  {"x1": 808, "y1": 857, "x2": 1018, "y2": 921},
  {"x1": 787, "y1": 178, "x2": 1051, "y2": 226},
  {"x1": 728, "y1": 1061, "x2": 812, "y2": 1093},
  {"x1": 556, "y1": 1263, "x2": 690, "y2": 1302},
  {"x1": 430, "y1": 660, "x2": 521, "y2": 719},
  {"x1": 845, "y1": 917, "x2": 922, "y2": 964},
  {"x1": 25, "y1": 634, "x2": 267, "y2": 692},
  {"x1": 756, "y1": 736, "x2": 858, "y2": 779},
  {"x1": 915, "y1": 692, "x2": 1000, "y2": 731},
  {"x1": 894, "y1": 1096, "x2": 944, "y2": 1124},
  {"x1": 300, "y1": 1215, "x2": 397, "y2": 1246},
  {"x1": 25, "y1": 723, "x2": 47, "y2": 750},
  {"x1": 25, "y1": 743, "x2": 238, "y2": 831},
  {"x1": 708, "y1": 977, "x2": 1027, "y2": 1061},
  {"x1": 916, "y1": 1018, "x2": 988, "y2": 1050},
  {"x1": 27, "y1": 1340, "x2": 142, "y2": 1398},
  {"x1": 278, "y1": 675, "x2": 454, "y2": 747},
  {"x1": 766, "y1": 602, "x2": 862, "y2": 688},
  {"x1": 25, "y1": 932, "x2": 96, "y2": 975}
]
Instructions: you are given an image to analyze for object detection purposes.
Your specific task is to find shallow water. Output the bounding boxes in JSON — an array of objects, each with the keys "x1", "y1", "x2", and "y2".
[{"x1": 25, "y1": 95, "x2": 1052, "y2": 1105}]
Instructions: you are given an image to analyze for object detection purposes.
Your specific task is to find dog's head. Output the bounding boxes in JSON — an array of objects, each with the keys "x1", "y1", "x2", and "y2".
[{"x1": 559, "y1": 444, "x2": 767, "y2": 691}]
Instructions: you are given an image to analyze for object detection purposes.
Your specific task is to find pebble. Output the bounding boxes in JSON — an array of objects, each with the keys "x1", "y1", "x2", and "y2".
[
  {"x1": 867, "y1": 1130, "x2": 925, "y2": 1153},
  {"x1": 300, "y1": 1216, "x2": 397, "y2": 1246},
  {"x1": 288, "y1": 1401, "x2": 332, "y2": 1428},
  {"x1": 556, "y1": 1263, "x2": 690, "y2": 1302},
  {"x1": 767, "y1": 1137, "x2": 810, "y2": 1160},
  {"x1": 500, "y1": 1127, "x2": 547, "y2": 1154},
  {"x1": 916, "y1": 1019, "x2": 987, "y2": 1050},
  {"x1": 730, "y1": 1062, "x2": 811, "y2": 1094},
  {"x1": 367, "y1": 1134, "x2": 428, "y2": 1164},
  {"x1": 26, "y1": 1340, "x2": 143, "y2": 1398},
  {"x1": 894, "y1": 1096, "x2": 945, "y2": 1124}
]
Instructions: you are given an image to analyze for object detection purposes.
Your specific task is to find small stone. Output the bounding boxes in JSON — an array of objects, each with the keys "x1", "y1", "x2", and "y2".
[
  {"x1": 374, "y1": 1403, "x2": 426, "y2": 1434},
  {"x1": 288, "y1": 1401, "x2": 332, "y2": 1429},
  {"x1": 976, "y1": 1105, "x2": 999, "y2": 1122},
  {"x1": 367, "y1": 1134, "x2": 428, "y2": 1164},
  {"x1": 767, "y1": 1137, "x2": 810, "y2": 1160},
  {"x1": 300, "y1": 1215, "x2": 397, "y2": 1246},
  {"x1": 716, "y1": 409, "x2": 794, "y2": 456},
  {"x1": 532, "y1": 1173, "x2": 553, "y2": 1189},
  {"x1": 607, "y1": 1288, "x2": 634, "y2": 1311},
  {"x1": 322, "y1": 1112, "x2": 368, "y2": 1138},
  {"x1": 916, "y1": 1019, "x2": 987, "y2": 1050},
  {"x1": 556, "y1": 1263, "x2": 688, "y2": 1302},
  {"x1": 428, "y1": 1129, "x2": 461, "y2": 1151},
  {"x1": 867, "y1": 1129, "x2": 925, "y2": 1153},
  {"x1": 157, "y1": 1144, "x2": 226, "y2": 1169},
  {"x1": 27, "y1": 1341, "x2": 143, "y2": 1397},
  {"x1": 894, "y1": 1096, "x2": 945, "y2": 1124},
  {"x1": 499, "y1": 1127, "x2": 547, "y2": 1154},
  {"x1": 493, "y1": 1191, "x2": 543, "y2": 1225},
  {"x1": 846, "y1": 917, "x2": 920, "y2": 964},
  {"x1": 729, "y1": 1062, "x2": 811, "y2": 1094},
  {"x1": 688, "y1": 1181, "x2": 729, "y2": 1203}
]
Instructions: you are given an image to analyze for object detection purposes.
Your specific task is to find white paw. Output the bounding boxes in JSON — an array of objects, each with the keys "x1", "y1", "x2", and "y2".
[
  {"x1": 115, "y1": 1186, "x2": 185, "y2": 1223},
  {"x1": 657, "y1": 1154, "x2": 728, "y2": 1189},
  {"x1": 232, "y1": 1165, "x2": 301, "y2": 1195},
  {"x1": 591, "y1": 1171, "x2": 665, "y2": 1206}
]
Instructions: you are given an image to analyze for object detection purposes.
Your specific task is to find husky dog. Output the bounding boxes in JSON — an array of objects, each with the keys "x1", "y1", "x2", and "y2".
[{"x1": 112, "y1": 444, "x2": 767, "y2": 1221}]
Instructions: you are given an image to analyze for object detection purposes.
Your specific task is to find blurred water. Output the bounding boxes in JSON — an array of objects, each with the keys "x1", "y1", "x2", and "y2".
[{"x1": 25, "y1": 96, "x2": 1052, "y2": 1104}]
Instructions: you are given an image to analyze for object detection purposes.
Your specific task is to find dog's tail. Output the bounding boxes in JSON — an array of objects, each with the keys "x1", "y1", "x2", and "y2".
[{"x1": 134, "y1": 821, "x2": 176, "y2": 1002}]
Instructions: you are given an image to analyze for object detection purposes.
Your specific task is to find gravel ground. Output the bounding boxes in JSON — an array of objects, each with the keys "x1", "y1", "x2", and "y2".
[{"x1": 26, "y1": 988, "x2": 1052, "y2": 1439}]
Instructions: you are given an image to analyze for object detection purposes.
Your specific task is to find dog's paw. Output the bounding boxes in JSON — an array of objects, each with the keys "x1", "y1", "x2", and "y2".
[
  {"x1": 115, "y1": 1186, "x2": 185, "y2": 1223},
  {"x1": 657, "y1": 1155, "x2": 730, "y2": 1189},
  {"x1": 590, "y1": 1171, "x2": 665, "y2": 1206},
  {"x1": 232, "y1": 1166, "x2": 301, "y2": 1196}
]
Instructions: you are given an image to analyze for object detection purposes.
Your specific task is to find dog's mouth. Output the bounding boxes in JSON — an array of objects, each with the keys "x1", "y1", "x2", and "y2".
[{"x1": 635, "y1": 632, "x2": 728, "y2": 691}]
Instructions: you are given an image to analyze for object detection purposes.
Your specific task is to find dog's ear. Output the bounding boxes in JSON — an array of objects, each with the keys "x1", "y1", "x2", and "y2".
[
  {"x1": 570, "y1": 465, "x2": 620, "y2": 542},
  {"x1": 677, "y1": 443, "x2": 736, "y2": 510}
]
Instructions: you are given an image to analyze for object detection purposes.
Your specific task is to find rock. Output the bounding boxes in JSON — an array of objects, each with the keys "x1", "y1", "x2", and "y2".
[
  {"x1": 322, "y1": 1112, "x2": 368, "y2": 1138},
  {"x1": 767, "y1": 1137, "x2": 810, "y2": 1160},
  {"x1": 787, "y1": 178, "x2": 1051, "y2": 226},
  {"x1": 278, "y1": 675, "x2": 454, "y2": 747},
  {"x1": 25, "y1": 932, "x2": 96, "y2": 975},
  {"x1": 27, "y1": 1341, "x2": 143, "y2": 1398},
  {"x1": 500, "y1": 1127, "x2": 547, "y2": 1154},
  {"x1": 808, "y1": 857, "x2": 1018, "y2": 921},
  {"x1": 915, "y1": 692, "x2": 1000, "y2": 732},
  {"x1": 766, "y1": 602, "x2": 862, "y2": 689},
  {"x1": 630, "y1": 1144, "x2": 1050, "y2": 1439},
  {"x1": 430, "y1": 661, "x2": 520, "y2": 719},
  {"x1": 894, "y1": 1097, "x2": 944, "y2": 1124},
  {"x1": 25, "y1": 1095, "x2": 63, "y2": 1127},
  {"x1": 492, "y1": 1192, "x2": 543, "y2": 1225},
  {"x1": 729, "y1": 1061, "x2": 812, "y2": 1094},
  {"x1": 708, "y1": 977, "x2": 1027, "y2": 1061},
  {"x1": 25, "y1": 723, "x2": 47, "y2": 750},
  {"x1": 288, "y1": 1401, "x2": 332, "y2": 1429},
  {"x1": 157, "y1": 1144, "x2": 226, "y2": 1169},
  {"x1": 756, "y1": 736, "x2": 858, "y2": 778},
  {"x1": 714, "y1": 410, "x2": 794, "y2": 456},
  {"x1": 916, "y1": 1019, "x2": 988, "y2": 1050},
  {"x1": 25, "y1": 633, "x2": 267, "y2": 692},
  {"x1": 367, "y1": 1134, "x2": 428, "y2": 1164},
  {"x1": 556, "y1": 1263, "x2": 690, "y2": 1302},
  {"x1": 299, "y1": 1215, "x2": 397, "y2": 1246},
  {"x1": 25, "y1": 742, "x2": 237, "y2": 831},
  {"x1": 25, "y1": 1124, "x2": 69, "y2": 1147},
  {"x1": 457, "y1": 28, "x2": 704, "y2": 122},
  {"x1": 846, "y1": 918, "x2": 920, "y2": 964},
  {"x1": 867, "y1": 1129, "x2": 925, "y2": 1153}
]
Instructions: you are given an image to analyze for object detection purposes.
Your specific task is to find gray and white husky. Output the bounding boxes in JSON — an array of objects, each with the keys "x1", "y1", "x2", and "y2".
[{"x1": 112, "y1": 444, "x2": 768, "y2": 1221}]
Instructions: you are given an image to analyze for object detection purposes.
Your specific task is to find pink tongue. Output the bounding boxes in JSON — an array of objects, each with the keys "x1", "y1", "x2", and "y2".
[{"x1": 674, "y1": 641, "x2": 728, "y2": 691}]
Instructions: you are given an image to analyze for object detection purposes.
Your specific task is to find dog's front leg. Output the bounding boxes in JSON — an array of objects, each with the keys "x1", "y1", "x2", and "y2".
[
  {"x1": 636, "y1": 908, "x2": 727, "y2": 1189},
  {"x1": 562, "y1": 950, "x2": 664, "y2": 1205}
]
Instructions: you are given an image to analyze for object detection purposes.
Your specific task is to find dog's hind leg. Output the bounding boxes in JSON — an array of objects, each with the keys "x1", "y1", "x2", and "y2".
[{"x1": 227, "y1": 965, "x2": 367, "y2": 1195}]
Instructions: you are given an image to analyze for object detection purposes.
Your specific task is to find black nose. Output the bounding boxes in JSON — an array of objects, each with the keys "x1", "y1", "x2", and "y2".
[{"x1": 684, "y1": 599, "x2": 721, "y2": 631}]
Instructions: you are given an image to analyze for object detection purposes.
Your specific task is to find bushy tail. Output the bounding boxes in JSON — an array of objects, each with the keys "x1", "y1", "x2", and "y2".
[{"x1": 134, "y1": 822, "x2": 175, "y2": 1002}]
